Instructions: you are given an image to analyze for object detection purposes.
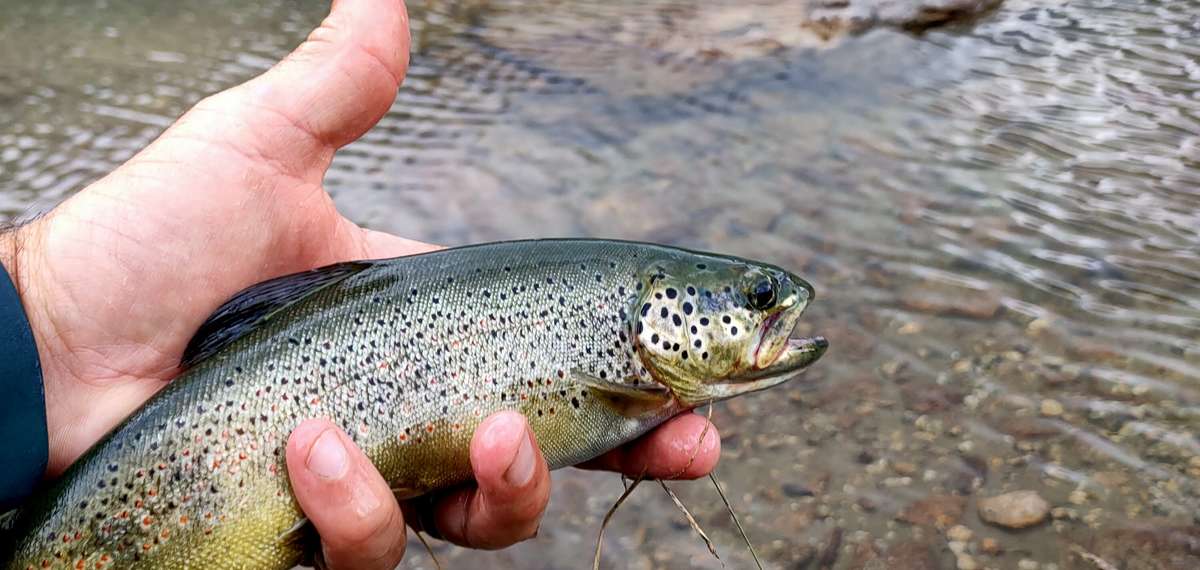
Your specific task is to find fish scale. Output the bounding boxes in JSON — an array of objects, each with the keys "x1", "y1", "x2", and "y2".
[{"x1": 3, "y1": 239, "x2": 826, "y2": 569}]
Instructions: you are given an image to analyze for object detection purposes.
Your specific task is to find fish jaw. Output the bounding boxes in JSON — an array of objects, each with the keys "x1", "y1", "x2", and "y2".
[{"x1": 707, "y1": 336, "x2": 828, "y2": 402}]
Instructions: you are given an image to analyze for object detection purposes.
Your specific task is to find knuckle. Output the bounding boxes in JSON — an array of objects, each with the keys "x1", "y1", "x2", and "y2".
[{"x1": 330, "y1": 499, "x2": 403, "y2": 553}]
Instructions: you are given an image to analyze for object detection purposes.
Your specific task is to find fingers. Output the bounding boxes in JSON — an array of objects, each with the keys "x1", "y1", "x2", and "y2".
[
  {"x1": 422, "y1": 412, "x2": 551, "y2": 549},
  {"x1": 578, "y1": 413, "x2": 720, "y2": 480},
  {"x1": 287, "y1": 419, "x2": 407, "y2": 570}
]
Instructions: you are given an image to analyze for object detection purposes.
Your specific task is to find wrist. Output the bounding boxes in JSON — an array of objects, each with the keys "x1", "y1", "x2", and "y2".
[
  {"x1": 0, "y1": 222, "x2": 70, "y2": 476},
  {"x1": 0, "y1": 222, "x2": 49, "y2": 506}
]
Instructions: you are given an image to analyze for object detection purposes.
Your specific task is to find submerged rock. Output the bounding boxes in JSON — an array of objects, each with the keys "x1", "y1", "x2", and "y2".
[
  {"x1": 807, "y1": 0, "x2": 1002, "y2": 37},
  {"x1": 1065, "y1": 524, "x2": 1200, "y2": 570},
  {"x1": 978, "y1": 491, "x2": 1051, "y2": 529},
  {"x1": 897, "y1": 494, "x2": 967, "y2": 529}
]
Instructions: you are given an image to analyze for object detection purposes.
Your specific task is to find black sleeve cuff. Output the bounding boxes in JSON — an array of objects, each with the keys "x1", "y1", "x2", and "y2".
[{"x1": 0, "y1": 259, "x2": 48, "y2": 510}]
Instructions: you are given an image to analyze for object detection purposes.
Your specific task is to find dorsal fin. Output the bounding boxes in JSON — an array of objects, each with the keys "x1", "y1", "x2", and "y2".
[{"x1": 181, "y1": 261, "x2": 374, "y2": 367}]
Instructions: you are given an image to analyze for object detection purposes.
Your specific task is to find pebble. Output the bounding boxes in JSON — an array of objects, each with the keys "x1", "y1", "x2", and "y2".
[
  {"x1": 893, "y1": 461, "x2": 918, "y2": 476},
  {"x1": 897, "y1": 494, "x2": 966, "y2": 529},
  {"x1": 1068, "y1": 489, "x2": 1088, "y2": 505},
  {"x1": 782, "y1": 483, "x2": 815, "y2": 498},
  {"x1": 1040, "y1": 399, "x2": 1064, "y2": 417},
  {"x1": 977, "y1": 490, "x2": 1050, "y2": 529},
  {"x1": 1018, "y1": 559, "x2": 1039, "y2": 570},
  {"x1": 898, "y1": 287, "x2": 1002, "y2": 319},
  {"x1": 980, "y1": 538, "x2": 1001, "y2": 555},
  {"x1": 947, "y1": 524, "x2": 973, "y2": 542},
  {"x1": 956, "y1": 554, "x2": 978, "y2": 570}
]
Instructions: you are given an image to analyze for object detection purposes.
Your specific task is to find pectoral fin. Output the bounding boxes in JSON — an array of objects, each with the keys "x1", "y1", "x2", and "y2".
[{"x1": 571, "y1": 370, "x2": 674, "y2": 417}]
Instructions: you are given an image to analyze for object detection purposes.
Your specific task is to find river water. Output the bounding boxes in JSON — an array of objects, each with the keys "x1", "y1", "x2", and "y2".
[{"x1": 2, "y1": 0, "x2": 1198, "y2": 568}]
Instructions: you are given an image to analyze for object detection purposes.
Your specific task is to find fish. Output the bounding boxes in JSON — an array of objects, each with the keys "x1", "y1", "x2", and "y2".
[{"x1": 2, "y1": 239, "x2": 827, "y2": 569}]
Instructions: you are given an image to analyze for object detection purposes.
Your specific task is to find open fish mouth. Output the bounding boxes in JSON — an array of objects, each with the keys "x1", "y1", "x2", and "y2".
[{"x1": 746, "y1": 335, "x2": 828, "y2": 382}]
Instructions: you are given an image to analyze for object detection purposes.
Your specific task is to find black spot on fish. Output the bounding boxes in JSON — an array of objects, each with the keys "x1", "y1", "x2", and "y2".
[
  {"x1": 682, "y1": 302, "x2": 693, "y2": 315},
  {"x1": 672, "y1": 314, "x2": 682, "y2": 326},
  {"x1": 722, "y1": 315, "x2": 732, "y2": 324},
  {"x1": 702, "y1": 351, "x2": 709, "y2": 360},
  {"x1": 641, "y1": 303, "x2": 650, "y2": 317},
  {"x1": 696, "y1": 263, "x2": 707, "y2": 270},
  {"x1": 682, "y1": 351, "x2": 689, "y2": 360},
  {"x1": 730, "y1": 327, "x2": 738, "y2": 336},
  {"x1": 651, "y1": 333, "x2": 659, "y2": 344},
  {"x1": 700, "y1": 317, "x2": 710, "y2": 326},
  {"x1": 660, "y1": 307, "x2": 669, "y2": 319},
  {"x1": 665, "y1": 288, "x2": 677, "y2": 299},
  {"x1": 662, "y1": 341, "x2": 671, "y2": 350},
  {"x1": 694, "y1": 339, "x2": 702, "y2": 348}
]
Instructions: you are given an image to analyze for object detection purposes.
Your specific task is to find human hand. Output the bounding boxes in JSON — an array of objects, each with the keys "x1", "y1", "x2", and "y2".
[{"x1": 0, "y1": 0, "x2": 720, "y2": 567}]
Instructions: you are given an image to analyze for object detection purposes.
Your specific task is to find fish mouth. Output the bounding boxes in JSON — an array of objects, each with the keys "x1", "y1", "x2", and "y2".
[
  {"x1": 744, "y1": 335, "x2": 828, "y2": 382},
  {"x1": 705, "y1": 335, "x2": 826, "y2": 403}
]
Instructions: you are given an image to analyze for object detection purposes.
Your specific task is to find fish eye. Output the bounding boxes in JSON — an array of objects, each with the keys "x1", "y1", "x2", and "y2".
[{"x1": 747, "y1": 277, "x2": 777, "y2": 310}]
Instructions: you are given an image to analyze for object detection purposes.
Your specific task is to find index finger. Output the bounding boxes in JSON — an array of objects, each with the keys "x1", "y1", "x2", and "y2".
[{"x1": 576, "y1": 413, "x2": 720, "y2": 480}]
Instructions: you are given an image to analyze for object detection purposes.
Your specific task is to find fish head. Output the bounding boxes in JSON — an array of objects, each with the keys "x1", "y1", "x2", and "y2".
[{"x1": 630, "y1": 256, "x2": 827, "y2": 407}]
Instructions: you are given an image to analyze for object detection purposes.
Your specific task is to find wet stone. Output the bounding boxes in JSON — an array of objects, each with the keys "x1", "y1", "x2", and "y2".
[
  {"x1": 978, "y1": 490, "x2": 1050, "y2": 529},
  {"x1": 898, "y1": 287, "x2": 1003, "y2": 320},
  {"x1": 900, "y1": 383, "x2": 965, "y2": 414},
  {"x1": 782, "y1": 482, "x2": 815, "y2": 498},
  {"x1": 1066, "y1": 524, "x2": 1200, "y2": 570},
  {"x1": 847, "y1": 539, "x2": 940, "y2": 570},
  {"x1": 897, "y1": 494, "x2": 967, "y2": 529}
]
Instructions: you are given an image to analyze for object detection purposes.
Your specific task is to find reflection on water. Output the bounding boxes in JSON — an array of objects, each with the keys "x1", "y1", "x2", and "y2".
[{"x1": 2, "y1": 0, "x2": 1198, "y2": 568}]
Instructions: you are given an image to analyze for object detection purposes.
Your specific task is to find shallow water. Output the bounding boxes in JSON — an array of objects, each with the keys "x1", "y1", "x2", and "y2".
[{"x1": 2, "y1": 0, "x2": 1199, "y2": 568}]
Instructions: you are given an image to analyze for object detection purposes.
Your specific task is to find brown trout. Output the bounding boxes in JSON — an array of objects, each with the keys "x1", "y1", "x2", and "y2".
[{"x1": 2, "y1": 239, "x2": 827, "y2": 569}]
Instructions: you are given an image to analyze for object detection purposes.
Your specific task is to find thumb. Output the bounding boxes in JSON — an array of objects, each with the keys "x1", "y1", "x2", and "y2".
[
  {"x1": 165, "y1": 0, "x2": 409, "y2": 178},
  {"x1": 237, "y1": 0, "x2": 409, "y2": 149}
]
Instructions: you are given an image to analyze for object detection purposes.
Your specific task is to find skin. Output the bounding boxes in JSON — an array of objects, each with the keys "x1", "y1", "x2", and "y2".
[{"x1": 0, "y1": 0, "x2": 721, "y2": 567}]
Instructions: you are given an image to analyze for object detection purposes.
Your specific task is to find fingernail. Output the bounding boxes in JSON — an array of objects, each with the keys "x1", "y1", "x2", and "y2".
[
  {"x1": 307, "y1": 429, "x2": 348, "y2": 480},
  {"x1": 505, "y1": 431, "x2": 536, "y2": 487}
]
